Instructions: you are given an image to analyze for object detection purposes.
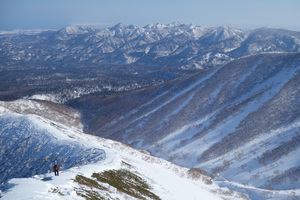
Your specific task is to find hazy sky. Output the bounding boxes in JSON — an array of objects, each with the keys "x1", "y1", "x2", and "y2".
[{"x1": 1, "y1": 0, "x2": 300, "y2": 31}]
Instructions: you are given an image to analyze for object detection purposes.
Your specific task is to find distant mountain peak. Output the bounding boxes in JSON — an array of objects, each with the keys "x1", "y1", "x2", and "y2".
[
  {"x1": 111, "y1": 23, "x2": 126, "y2": 30},
  {"x1": 155, "y1": 22, "x2": 167, "y2": 29},
  {"x1": 126, "y1": 24, "x2": 137, "y2": 29},
  {"x1": 59, "y1": 26, "x2": 82, "y2": 34},
  {"x1": 220, "y1": 25, "x2": 230, "y2": 30},
  {"x1": 169, "y1": 21, "x2": 185, "y2": 27},
  {"x1": 56, "y1": 26, "x2": 88, "y2": 40}
]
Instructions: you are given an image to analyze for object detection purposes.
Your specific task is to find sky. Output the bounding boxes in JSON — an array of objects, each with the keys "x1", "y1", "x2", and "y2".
[{"x1": 1, "y1": 0, "x2": 300, "y2": 31}]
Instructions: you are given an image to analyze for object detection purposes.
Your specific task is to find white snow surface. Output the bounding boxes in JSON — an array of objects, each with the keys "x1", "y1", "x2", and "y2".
[{"x1": 0, "y1": 100, "x2": 247, "y2": 200}]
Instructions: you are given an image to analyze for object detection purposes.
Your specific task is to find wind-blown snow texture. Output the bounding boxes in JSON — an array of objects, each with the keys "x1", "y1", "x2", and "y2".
[{"x1": 73, "y1": 52, "x2": 300, "y2": 190}]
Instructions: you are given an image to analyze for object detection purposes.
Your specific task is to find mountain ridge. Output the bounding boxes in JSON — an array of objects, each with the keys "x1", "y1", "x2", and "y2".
[
  {"x1": 68, "y1": 52, "x2": 300, "y2": 191},
  {"x1": 0, "y1": 99, "x2": 249, "y2": 200},
  {"x1": 1, "y1": 23, "x2": 300, "y2": 102}
]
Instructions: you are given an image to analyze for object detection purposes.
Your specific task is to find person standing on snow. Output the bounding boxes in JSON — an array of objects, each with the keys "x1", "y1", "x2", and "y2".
[{"x1": 53, "y1": 164, "x2": 59, "y2": 176}]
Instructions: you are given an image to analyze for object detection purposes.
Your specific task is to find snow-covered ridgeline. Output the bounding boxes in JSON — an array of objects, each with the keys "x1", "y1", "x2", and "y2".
[
  {"x1": 0, "y1": 100, "x2": 248, "y2": 200},
  {"x1": 0, "y1": 113, "x2": 105, "y2": 185},
  {"x1": 2, "y1": 23, "x2": 300, "y2": 68},
  {"x1": 149, "y1": 53, "x2": 300, "y2": 189},
  {"x1": 0, "y1": 99, "x2": 105, "y2": 186},
  {"x1": 1, "y1": 107, "x2": 297, "y2": 199},
  {"x1": 0, "y1": 99, "x2": 82, "y2": 129},
  {"x1": 77, "y1": 52, "x2": 300, "y2": 196}
]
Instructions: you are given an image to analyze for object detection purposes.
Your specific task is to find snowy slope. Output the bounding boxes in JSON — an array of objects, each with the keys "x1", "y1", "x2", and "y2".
[
  {"x1": 0, "y1": 100, "x2": 248, "y2": 200},
  {"x1": 72, "y1": 52, "x2": 300, "y2": 195},
  {"x1": 0, "y1": 114, "x2": 105, "y2": 185}
]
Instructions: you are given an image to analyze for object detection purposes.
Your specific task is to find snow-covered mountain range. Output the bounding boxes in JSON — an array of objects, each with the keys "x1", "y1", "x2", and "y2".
[
  {"x1": 69, "y1": 52, "x2": 300, "y2": 193},
  {"x1": 1, "y1": 23, "x2": 300, "y2": 67},
  {"x1": 1, "y1": 23, "x2": 300, "y2": 102}
]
